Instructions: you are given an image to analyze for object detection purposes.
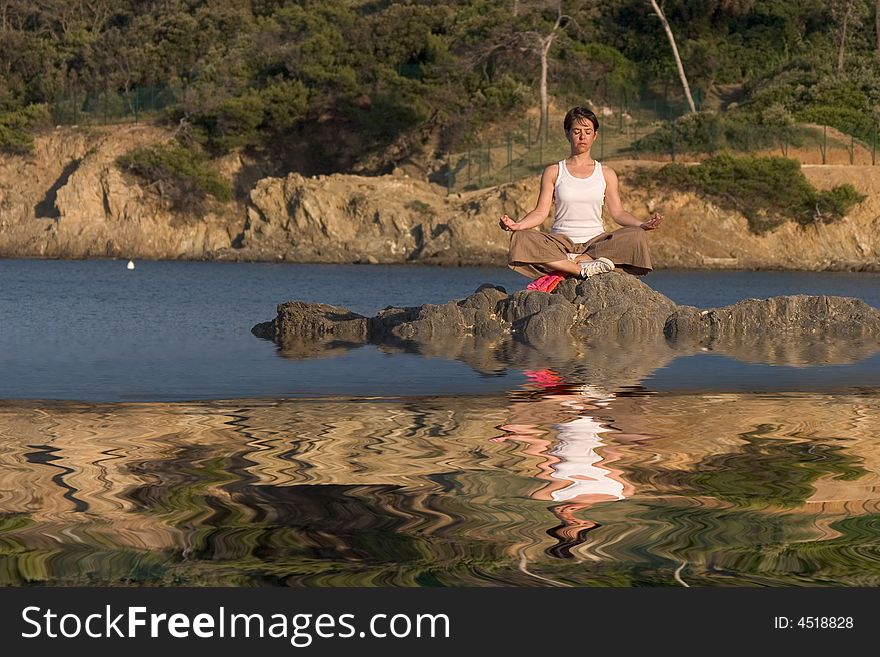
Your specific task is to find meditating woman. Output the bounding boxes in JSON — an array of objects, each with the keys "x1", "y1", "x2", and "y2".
[{"x1": 501, "y1": 106, "x2": 662, "y2": 279}]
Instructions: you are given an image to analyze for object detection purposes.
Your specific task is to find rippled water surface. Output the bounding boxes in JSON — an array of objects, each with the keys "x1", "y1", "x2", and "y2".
[
  {"x1": 1, "y1": 389, "x2": 878, "y2": 586},
  {"x1": 1, "y1": 259, "x2": 879, "y2": 586}
]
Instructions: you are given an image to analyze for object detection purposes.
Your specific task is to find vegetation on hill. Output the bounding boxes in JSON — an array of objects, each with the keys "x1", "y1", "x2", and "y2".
[
  {"x1": 0, "y1": 0, "x2": 878, "y2": 175},
  {"x1": 647, "y1": 155, "x2": 866, "y2": 233},
  {"x1": 117, "y1": 142, "x2": 232, "y2": 211},
  {"x1": 0, "y1": 105, "x2": 50, "y2": 154}
]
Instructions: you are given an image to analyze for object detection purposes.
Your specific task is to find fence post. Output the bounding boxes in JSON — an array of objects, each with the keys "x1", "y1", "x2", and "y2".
[
  {"x1": 670, "y1": 120, "x2": 676, "y2": 163},
  {"x1": 873, "y1": 127, "x2": 877, "y2": 166},
  {"x1": 487, "y1": 141, "x2": 492, "y2": 179},
  {"x1": 822, "y1": 125, "x2": 827, "y2": 164}
]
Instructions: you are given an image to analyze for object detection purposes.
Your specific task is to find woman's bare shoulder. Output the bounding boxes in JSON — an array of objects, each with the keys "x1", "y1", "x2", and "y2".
[
  {"x1": 541, "y1": 162, "x2": 560, "y2": 180},
  {"x1": 601, "y1": 163, "x2": 619, "y2": 179}
]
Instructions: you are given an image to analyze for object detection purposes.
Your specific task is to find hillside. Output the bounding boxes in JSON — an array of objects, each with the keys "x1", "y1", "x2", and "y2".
[{"x1": 0, "y1": 126, "x2": 877, "y2": 271}]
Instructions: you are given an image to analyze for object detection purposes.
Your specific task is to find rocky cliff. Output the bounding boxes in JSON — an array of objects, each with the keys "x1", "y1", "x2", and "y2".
[
  {"x1": 0, "y1": 125, "x2": 239, "y2": 260},
  {"x1": 1, "y1": 125, "x2": 878, "y2": 270}
]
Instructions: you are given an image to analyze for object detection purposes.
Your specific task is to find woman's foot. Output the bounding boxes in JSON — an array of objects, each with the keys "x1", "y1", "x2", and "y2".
[{"x1": 579, "y1": 257, "x2": 614, "y2": 278}]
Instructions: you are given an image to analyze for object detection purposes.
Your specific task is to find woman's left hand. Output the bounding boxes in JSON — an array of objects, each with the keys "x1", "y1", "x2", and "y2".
[
  {"x1": 640, "y1": 212, "x2": 663, "y2": 230},
  {"x1": 499, "y1": 213, "x2": 518, "y2": 231}
]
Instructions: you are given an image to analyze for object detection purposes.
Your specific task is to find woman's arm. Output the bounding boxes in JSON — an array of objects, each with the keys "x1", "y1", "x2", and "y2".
[
  {"x1": 603, "y1": 166, "x2": 663, "y2": 230},
  {"x1": 500, "y1": 164, "x2": 558, "y2": 231}
]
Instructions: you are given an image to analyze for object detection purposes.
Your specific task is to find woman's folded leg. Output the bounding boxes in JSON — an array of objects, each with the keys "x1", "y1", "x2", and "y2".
[
  {"x1": 507, "y1": 231, "x2": 578, "y2": 279},
  {"x1": 582, "y1": 226, "x2": 652, "y2": 275}
]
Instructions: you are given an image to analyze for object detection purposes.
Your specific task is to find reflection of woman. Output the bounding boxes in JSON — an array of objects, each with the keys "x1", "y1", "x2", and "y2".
[
  {"x1": 500, "y1": 106, "x2": 662, "y2": 280},
  {"x1": 550, "y1": 415, "x2": 625, "y2": 503},
  {"x1": 497, "y1": 372, "x2": 640, "y2": 558}
]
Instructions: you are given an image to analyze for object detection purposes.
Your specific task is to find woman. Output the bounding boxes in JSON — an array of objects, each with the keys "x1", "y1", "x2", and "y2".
[{"x1": 501, "y1": 106, "x2": 662, "y2": 279}]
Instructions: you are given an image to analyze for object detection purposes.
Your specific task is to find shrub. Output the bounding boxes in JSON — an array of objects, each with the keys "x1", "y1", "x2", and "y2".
[
  {"x1": 117, "y1": 142, "x2": 232, "y2": 211},
  {"x1": 652, "y1": 154, "x2": 864, "y2": 233},
  {"x1": 634, "y1": 109, "x2": 808, "y2": 155},
  {"x1": 653, "y1": 162, "x2": 692, "y2": 188},
  {"x1": 188, "y1": 78, "x2": 310, "y2": 153},
  {"x1": 809, "y1": 184, "x2": 866, "y2": 226},
  {"x1": 0, "y1": 104, "x2": 50, "y2": 154},
  {"x1": 634, "y1": 111, "x2": 724, "y2": 153}
]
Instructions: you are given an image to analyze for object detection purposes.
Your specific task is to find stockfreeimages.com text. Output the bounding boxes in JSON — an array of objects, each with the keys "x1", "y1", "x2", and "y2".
[{"x1": 21, "y1": 606, "x2": 450, "y2": 646}]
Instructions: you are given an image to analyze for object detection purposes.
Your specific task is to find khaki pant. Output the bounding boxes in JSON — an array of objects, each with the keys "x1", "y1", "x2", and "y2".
[{"x1": 507, "y1": 226, "x2": 653, "y2": 279}]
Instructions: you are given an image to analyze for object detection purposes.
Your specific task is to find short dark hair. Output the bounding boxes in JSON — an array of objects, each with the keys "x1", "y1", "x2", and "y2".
[{"x1": 563, "y1": 106, "x2": 599, "y2": 133}]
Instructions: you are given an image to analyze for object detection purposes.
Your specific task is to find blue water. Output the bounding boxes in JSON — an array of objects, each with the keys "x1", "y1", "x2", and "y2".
[{"x1": 1, "y1": 259, "x2": 878, "y2": 401}]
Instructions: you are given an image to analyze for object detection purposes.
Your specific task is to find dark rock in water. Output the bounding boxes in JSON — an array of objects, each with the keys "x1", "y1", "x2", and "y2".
[
  {"x1": 260, "y1": 301, "x2": 369, "y2": 342},
  {"x1": 252, "y1": 301, "x2": 370, "y2": 360},
  {"x1": 665, "y1": 295, "x2": 880, "y2": 341},
  {"x1": 252, "y1": 273, "x2": 880, "y2": 369},
  {"x1": 664, "y1": 295, "x2": 880, "y2": 365}
]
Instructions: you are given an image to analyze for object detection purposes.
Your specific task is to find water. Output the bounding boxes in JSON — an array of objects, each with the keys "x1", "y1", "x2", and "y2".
[
  {"x1": 1, "y1": 390, "x2": 878, "y2": 586},
  {"x1": 1, "y1": 259, "x2": 879, "y2": 586},
  {"x1": 1, "y1": 259, "x2": 878, "y2": 401}
]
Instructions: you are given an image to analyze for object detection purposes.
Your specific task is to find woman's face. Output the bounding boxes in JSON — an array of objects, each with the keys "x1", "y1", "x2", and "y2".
[{"x1": 567, "y1": 118, "x2": 598, "y2": 154}]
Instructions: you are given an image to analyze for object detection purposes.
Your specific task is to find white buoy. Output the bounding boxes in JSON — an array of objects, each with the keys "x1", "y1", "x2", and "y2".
[{"x1": 127, "y1": 260, "x2": 135, "y2": 270}]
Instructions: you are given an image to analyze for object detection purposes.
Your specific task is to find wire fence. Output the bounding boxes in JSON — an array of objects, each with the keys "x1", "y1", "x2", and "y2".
[
  {"x1": 49, "y1": 83, "x2": 878, "y2": 193},
  {"x1": 50, "y1": 86, "x2": 181, "y2": 126},
  {"x1": 439, "y1": 111, "x2": 880, "y2": 193}
]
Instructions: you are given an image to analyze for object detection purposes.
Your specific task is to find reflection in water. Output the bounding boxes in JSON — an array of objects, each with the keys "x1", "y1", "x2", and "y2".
[
  {"x1": 0, "y1": 388, "x2": 879, "y2": 586},
  {"x1": 496, "y1": 371, "x2": 637, "y2": 560}
]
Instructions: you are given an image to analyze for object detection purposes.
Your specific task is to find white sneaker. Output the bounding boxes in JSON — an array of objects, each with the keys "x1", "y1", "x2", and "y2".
[{"x1": 579, "y1": 257, "x2": 614, "y2": 278}]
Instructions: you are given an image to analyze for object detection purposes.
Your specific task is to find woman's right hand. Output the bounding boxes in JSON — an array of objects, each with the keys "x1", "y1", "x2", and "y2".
[{"x1": 499, "y1": 214, "x2": 517, "y2": 231}]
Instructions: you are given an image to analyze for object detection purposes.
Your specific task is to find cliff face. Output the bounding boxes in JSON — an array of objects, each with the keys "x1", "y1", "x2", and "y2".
[
  {"x1": 1, "y1": 126, "x2": 878, "y2": 269},
  {"x1": 237, "y1": 171, "x2": 530, "y2": 264},
  {"x1": 620, "y1": 162, "x2": 880, "y2": 271},
  {"x1": 0, "y1": 125, "x2": 239, "y2": 260}
]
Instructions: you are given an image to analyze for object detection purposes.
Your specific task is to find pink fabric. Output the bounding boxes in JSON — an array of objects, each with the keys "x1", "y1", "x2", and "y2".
[
  {"x1": 524, "y1": 369, "x2": 563, "y2": 388},
  {"x1": 526, "y1": 274, "x2": 567, "y2": 293}
]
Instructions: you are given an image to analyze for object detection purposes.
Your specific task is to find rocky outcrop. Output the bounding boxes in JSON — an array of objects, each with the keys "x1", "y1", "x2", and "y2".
[
  {"x1": 665, "y1": 295, "x2": 880, "y2": 341},
  {"x1": 1, "y1": 126, "x2": 878, "y2": 269},
  {"x1": 0, "y1": 125, "x2": 240, "y2": 260},
  {"x1": 616, "y1": 161, "x2": 880, "y2": 272},
  {"x1": 236, "y1": 171, "x2": 528, "y2": 264},
  {"x1": 664, "y1": 295, "x2": 880, "y2": 365},
  {"x1": 236, "y1": 160, "x2": 880, "y2": 270},
  {"x1": 253, "y1": 273, "x2": 880, "y2": 370}
]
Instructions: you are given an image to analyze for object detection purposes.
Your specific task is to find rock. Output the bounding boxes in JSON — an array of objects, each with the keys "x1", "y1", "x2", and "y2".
[
  {"x1": 665, "y1": 295, "x2": 880, "y2": 342},
  {"x1": 664, "y1": 295, "x2": 880, "y2": 364},
  {"x1": 0, "y1": 125, "x2": 242, "y2": 260},
  {"x1": 254, "y1": 273, "x2": 880, "y2": 369},
  {"x1": 569, "y1": 274, "x2": 682, "y2": 338},
  {"x1": 264, "y1": 301, "x2": 369, "y2": 342}
]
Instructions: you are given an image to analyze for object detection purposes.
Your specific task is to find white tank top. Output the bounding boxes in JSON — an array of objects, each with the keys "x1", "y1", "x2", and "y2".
[{"x1": 551, "y1": 159, "x2": 605, "y2": 243}]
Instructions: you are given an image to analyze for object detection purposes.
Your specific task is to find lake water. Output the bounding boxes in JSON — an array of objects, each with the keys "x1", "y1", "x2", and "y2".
[
  {"x1": 1, "y1": 259, "x2": 879, "y2": 401},
  {"x1": 1, "y1": 259, "x2": 879, "y2": 586}
]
